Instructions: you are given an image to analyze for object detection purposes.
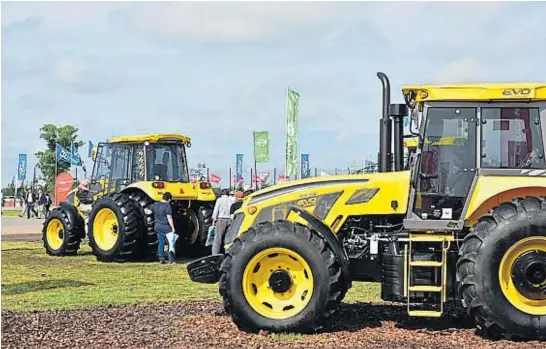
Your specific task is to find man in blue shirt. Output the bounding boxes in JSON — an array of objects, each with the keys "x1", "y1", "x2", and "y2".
[{"x1": 148, "y1": 192, "x2": 176, "y2": 264}]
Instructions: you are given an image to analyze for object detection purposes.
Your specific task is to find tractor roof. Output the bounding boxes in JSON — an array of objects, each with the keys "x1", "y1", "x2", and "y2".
[
  {"x1": 402, "y1": 83, "x2": 546, "y2": 103},
  {"x1": 108, "y1": 133, "x2": 191, "y2": 144}
]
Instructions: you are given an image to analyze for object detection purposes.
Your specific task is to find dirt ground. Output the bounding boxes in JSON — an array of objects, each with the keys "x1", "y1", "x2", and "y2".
[{"x1": 2, "y1": 300, "x2": 543, "y2": 349}]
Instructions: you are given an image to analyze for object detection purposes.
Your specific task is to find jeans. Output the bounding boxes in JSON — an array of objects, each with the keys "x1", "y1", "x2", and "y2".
[{"x1": 157, "y1": 232, "x2": 175, "y2": 262}]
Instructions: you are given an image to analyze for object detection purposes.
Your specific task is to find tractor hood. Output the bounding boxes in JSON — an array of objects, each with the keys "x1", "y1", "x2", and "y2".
[{"x1": 232, "y1": 171, "x2": 412, "y2": 238}]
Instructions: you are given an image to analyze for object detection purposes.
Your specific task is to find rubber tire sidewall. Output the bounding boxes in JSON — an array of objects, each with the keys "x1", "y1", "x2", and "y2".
[
  {"x1": 42, "y1": 209, "x2": 69, "y2": 255},
  {"x1": 227, "y1": 232, "x2": 331, "y2": 332},
  {"x1": 473, "y1": 213, "x2": 546, "y2": 338}
]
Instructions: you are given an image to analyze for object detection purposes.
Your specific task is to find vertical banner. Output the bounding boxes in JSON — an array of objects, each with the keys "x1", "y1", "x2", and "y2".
[
  {"x1": 17, "y1": 153, "x2": 28, "y2": 182},
  {"x1": 236, "y1": 154, "x2": 244, "y2": 182},
  {"x1": 88, "y1": 141, "x2": 94, "y2": 158},
  {"x1": 301, "y1": 154, "x2": 310, "y2": 179},
  {"x1": 285, "y1": 88, "x2": 300, "y2": 178},
  {"x1": 71, "y1": 142, "x2": 81, "y2": 166},
  {"x1": 253, "y1": 131, "x2": 270, "y2": 163}
]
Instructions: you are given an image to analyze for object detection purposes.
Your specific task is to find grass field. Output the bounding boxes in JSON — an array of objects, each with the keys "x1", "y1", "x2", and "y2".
[
  {"x1": 1, "y1": 241, "x2": 381, "y2": 312},
  {"x1": 2, "y1": 209, "x2": 21, "y2": 217}
]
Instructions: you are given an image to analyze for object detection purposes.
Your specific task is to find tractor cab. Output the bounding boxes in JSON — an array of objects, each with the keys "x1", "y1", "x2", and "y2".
[{"x1": 87, "y1": 134, "x2": 191, "y2": 200}]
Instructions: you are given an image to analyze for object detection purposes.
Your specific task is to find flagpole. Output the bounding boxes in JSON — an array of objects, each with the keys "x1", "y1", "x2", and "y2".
[
  {"x1": 54, "y1": 154, "x2": 58, "y2": 206},
  {"x1": 253, "y1": 131, "x2": 258, "y2": 190},
  {"x1": 14, "y1": 158, "x2": 18, "y2": 208}
]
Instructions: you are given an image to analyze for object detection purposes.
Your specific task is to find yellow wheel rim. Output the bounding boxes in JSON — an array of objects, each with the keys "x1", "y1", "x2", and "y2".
[
  {"x1": 93, "y1": 208, "x2": 119, "y2": 251},
  {"x1": 499, "y1": 236, "x2": 546, "y2": 315},
  {"x1": 46, "y1": 218, "x2": 64, "y2": 250},
  {"x1": 242, "y1": 247, "x2": 314, "y2": 320}
]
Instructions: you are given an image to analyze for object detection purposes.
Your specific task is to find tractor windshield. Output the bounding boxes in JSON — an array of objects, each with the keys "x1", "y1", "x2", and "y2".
[
  {"x1": 413, "y1": 107, "x2": 477, "y2": 221},
  {"x1": 146, "y1": 143, "x2": 189, "y2": 182}
]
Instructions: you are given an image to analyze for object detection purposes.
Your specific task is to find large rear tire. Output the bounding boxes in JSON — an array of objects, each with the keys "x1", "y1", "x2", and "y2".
[
  {"x1": 87, "y1": 193, "x2": 143, "y2": 262},
  {"x1": 219, "y1": 220, "x2": 346, "y2": 333},
  {"x1": 457, "y1": 196, "x2": 546, "y2": 340},
  {"x1": 127, "y1": 191, "x2": 157, "y2": 259},
  {"x1": 42, "y1": 207, "x2": 84, "y2": 256}
]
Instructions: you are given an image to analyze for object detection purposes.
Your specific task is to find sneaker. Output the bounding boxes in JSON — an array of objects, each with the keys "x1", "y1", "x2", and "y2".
[
  {"x1": 159, "y1": 259, "x2": 166, "y2": 264},
  {"x1": 169, "y1": 260, "x2": 176, "y2": 265}
]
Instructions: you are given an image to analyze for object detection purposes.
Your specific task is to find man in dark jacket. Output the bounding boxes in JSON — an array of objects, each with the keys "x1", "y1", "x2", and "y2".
[{"x1": 24, "y1": 188, "x2": 38, "y2": 219}]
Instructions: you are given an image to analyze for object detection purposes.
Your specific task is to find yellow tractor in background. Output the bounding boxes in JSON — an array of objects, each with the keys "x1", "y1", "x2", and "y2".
[
  {"x1": 188, "y1": 73, "x2": 546, "y2": 340},
  {"x1": 43, "y1": 133, "x2": 216, "y2": 262}
]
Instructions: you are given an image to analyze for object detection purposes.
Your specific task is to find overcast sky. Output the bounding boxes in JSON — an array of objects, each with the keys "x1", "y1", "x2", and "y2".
[{"x1": 2, "y1": 1, "x2": 546, "y2": 186}]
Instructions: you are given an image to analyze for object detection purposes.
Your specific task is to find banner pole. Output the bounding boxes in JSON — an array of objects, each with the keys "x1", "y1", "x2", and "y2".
[
  {"x1": 55, "y1": 157, "x2": 58, "y2": 206},
  {"x1": 14, "y1": 158, "x2": 18, "y2": 208}
]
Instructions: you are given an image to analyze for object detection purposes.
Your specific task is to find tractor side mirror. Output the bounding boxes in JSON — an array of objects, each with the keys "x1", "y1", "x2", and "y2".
[{"x1": 409, "y1": 109, "x2": 421, "y2": 135}]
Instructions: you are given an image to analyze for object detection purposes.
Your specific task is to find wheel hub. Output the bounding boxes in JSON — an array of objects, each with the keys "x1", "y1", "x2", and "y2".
[
  {"x1": 512, "y1": 250, "x2": 546, "y2": 301},
  {"x1": 269, "y1": 269, "x2": 293, "y2": 293}
]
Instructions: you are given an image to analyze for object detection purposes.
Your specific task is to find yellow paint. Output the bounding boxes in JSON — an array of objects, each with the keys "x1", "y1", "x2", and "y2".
[
  {"x1": 464, "y1": 176, "x2": 546, "y2": 226},
  {"x1": 402, "y1": 83, "x2": 546, "y2": 103},
  {"x1": 91, "y1": 148, "x2": 97, "y2": 161},
  {"x1": 108, "y1": 133, "x2": 191, "y2": 144},
  {"x1": 403, "y1": 136, "x2": 462, "y2": 148},
  {"x1": 92, "y1": 208, "x2": 119, "y2": 251},
  {"x1": 236, "y1": 171, "x2": 411, "y2": 237},
  {"x1": 242, "y1": 247, "x2": 314, "y2": 320},
  {"x1": 46, "y1": 218, "x2": 64, "y2": 250},
  {"x1": 498, "y1": 236, "x2": 546, "y2": 316},
  {"x1": 123, "y1": 181, "x2": 215, "y2": 202}
]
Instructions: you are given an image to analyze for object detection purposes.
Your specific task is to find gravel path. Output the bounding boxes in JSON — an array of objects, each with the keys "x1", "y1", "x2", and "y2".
[{"x1": 2, "y1": 300, "x2": 542, "y2": 349}]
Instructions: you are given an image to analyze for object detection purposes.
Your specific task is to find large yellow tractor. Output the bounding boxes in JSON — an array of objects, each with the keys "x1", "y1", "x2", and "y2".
[
  {"x1": 43, "y1": 133, "x2": 216, "y2": 262},
  {"x1": 188, "y1": 73, "x2": 546, "y2": 340}
]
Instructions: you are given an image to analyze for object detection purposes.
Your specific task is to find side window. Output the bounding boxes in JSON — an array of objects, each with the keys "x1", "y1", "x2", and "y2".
[
  {"x1": 481, "y1": 108, "x2": 545, "y2": 169},
  {"x1": 111, "y1": 147, "x2": 131, "y2": 180},
  {"x1": 92, "y1": 144, "x2": 112, "y2": 181}
]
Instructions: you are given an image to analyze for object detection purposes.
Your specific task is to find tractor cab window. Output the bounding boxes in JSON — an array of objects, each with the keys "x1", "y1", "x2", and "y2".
[
  {"x1": 92, "y1": 144, "x2": 112, "y2": 182},
  {"x1": 481, "y1": 108, "x2": 545, "y2": 169},
  {"x1": 146, "y1": 143, "x2": 189, "y2": 182},
  {"x1": 414, "y1": 107, "x2": 477, "y2": 221}
]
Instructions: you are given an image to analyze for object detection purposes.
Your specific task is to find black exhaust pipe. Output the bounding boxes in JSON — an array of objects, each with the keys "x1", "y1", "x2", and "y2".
[
  {"x1": 377, "y1": 72, "x2": 392, "y2": 173},
  {"x1": 390, "y1": 104, "x2": 407, "y2": 171}
]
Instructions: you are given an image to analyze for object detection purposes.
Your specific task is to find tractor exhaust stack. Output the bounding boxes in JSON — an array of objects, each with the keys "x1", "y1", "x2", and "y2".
[{"x1": 377, "y1": 72, "x2": 392, "y2": 173}]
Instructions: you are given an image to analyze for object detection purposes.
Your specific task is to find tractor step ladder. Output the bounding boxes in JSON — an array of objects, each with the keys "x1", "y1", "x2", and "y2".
[{"x1": 405, "y1": 233, "x2": 453, "y2": 317}]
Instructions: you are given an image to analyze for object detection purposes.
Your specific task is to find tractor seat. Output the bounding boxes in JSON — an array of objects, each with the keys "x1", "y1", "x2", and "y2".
[{"x1": 151, "y1": 164, "x2": 168, "y2": 180}]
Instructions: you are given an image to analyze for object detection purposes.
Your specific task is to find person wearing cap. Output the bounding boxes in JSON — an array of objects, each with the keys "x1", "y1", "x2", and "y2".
[{"x1": 211, "y1": 188, "x2": 235, "y2": 255}]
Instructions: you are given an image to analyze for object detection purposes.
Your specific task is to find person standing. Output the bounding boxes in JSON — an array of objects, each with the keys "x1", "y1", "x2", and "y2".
[
  {"x1": 147, "y1": 192, "x2": 176, "y2": 264},
  {"x1": 24, "y1": 188, "x2": 38, "y2": 219},
  {"x1": 38, "y1": 189, "x2": 47, "y2": 219},
  {"x1": 44, "y1": 192, "x2": 52, "y2": 218},
  {"x1": 212, "y1": 188, "x2": 235, "y2": 255}
]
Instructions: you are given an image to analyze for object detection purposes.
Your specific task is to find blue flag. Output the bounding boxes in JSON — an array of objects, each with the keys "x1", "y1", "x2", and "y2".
[
  {"x1": 56, "y1": 144, "x2": 72, "y2": 164},
  {"x1": 17, "y1": 154, "x2": 27, "y2": 181},
  {"x1": 301, "y1": 154, "x2": 310, "y2": 179},
  {"x1": 71, "y1": 142, "x2": 82, "y2": 166},
  {"x1": 236, "y1": 154, "x2": 244, "y2": 181},
  {"x1": 88, "y1": 141, "x2": 94, "y2": 158}
]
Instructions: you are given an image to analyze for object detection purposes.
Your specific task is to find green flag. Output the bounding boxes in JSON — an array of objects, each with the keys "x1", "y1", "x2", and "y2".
[
  {"x1": 285, "y1": 88, "x2": 300, "y2": 178},
  {"x1": 253, "y1": 131, "x2": 270, "y2": 163}
]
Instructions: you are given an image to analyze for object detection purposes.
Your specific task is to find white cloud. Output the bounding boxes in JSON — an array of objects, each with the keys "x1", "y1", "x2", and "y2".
[{"x1": 52, "y1": 59, "x2": 88, "y2": 84}]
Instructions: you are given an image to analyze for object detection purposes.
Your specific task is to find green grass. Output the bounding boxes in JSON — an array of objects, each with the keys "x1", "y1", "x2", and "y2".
[
  {"x1": 2, "y1": 209, "x2": 22, "y2": 217},
  {"x1": 1, "y1": 241, "x2": 381, "y2": 312}
]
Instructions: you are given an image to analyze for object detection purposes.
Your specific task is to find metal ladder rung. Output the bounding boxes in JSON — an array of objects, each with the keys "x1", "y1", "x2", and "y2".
[
  {"x1": 409, "y1": 285, "x2": 442, "y2": 292},
  {"x1": 409, "y1": 260, "x2": 443, "y2": 267},
  {"x1": 408, "y1": 310, "x2": 443, "y2": 317}
]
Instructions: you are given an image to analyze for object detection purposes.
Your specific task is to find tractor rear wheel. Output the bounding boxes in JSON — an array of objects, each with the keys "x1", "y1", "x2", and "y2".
[
  {"x1": 219, "y1": 220, "x2": 345, "y2": 333},
  {"x1": 457, "y1": 196, "x2": 546, "y2": 340},
  {"x1": 87, "y1": 193, "x2": 142, "y2": 262},
  {"x1": 127, "y1": 191, "x2": 157, "y2": 258},
  {"x1": 42, "y1": 207, "x2": 84, "y2": 256}
]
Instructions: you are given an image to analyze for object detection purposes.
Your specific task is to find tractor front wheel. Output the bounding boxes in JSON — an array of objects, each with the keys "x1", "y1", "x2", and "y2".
[
  {"x1": 42, "y1": 207, "x2": 84, "y2": 256},
  {"x1": 219, "y1": 220, "x2": 345, "y2": 333},
  {"x1": 457, "y1": 196, "x2": 546, "y2": 340},
  {"x1": 87, "y1": 193, "x2": 142, "y2": 262}
]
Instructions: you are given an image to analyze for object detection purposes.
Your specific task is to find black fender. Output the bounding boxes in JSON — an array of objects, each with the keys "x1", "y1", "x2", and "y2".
[
  {"x1": 287, "y1": 205, "x2": 352, "y2": 288},
  {"x1": 59, "y1": 202, "x2": 86, "y2": 238}
]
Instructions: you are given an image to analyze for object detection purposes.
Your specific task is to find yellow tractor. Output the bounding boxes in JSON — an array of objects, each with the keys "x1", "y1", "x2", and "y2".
[
  {"x1": 43, "y1": 133, "x2": 216, "y2": 262},
  {"x1": 188, "y1": 73, "x2": 546, "y2": 340}
]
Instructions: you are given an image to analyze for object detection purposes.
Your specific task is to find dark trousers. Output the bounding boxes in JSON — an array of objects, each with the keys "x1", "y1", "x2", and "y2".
[
  {"x1": 212, "y1": 218, "x2": 231, "y2": 255},
  {"x1": 26, "y1": 203, "x2": 38, "y2": 219}
]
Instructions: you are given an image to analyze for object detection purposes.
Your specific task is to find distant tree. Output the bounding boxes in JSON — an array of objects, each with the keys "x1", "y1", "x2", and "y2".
[
  {"x1": 35, "y1": 124, "x2": 84, "y2": 193},
  {"x1": 1, "y1": 177, "x2": 16, "y2": 196}
]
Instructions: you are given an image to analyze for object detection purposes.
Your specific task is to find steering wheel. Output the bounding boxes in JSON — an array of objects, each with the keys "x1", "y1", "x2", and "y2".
[{"x1": 518, "y1": 148, "x2": 542, "y2": 168}]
